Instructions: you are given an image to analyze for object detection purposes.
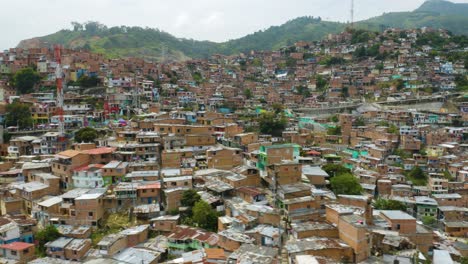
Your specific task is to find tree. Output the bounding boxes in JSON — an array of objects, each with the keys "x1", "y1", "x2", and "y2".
[
  {"x1": 244, "y1": 88, "x2": 253, "y2": 99},
  {"x1": 322, "y1": 164, "x2": 351, "y2": 177},
  {"x1": 327, "y1": 126, "x2": 341, "y2": 135},
  {"x1": 376, "y1": 63, "x2": 384, "y2": 71},
  {"x1": 258, "y1": 112, "x2": 287, "y2": 137},
  {"x1": 296, "y1": 86, "x2": 311, "y2": 98},
  {"x1": 192, "y1": 72, "x2": 203, "y2": 84},
  {"x1": 5, "y1": 101, "x2": 33, "y2": 129},
  {"x1": 393, "y1": 79, "x2": 405, "y2": 91},
  {"x1": 192, "y1": 200, "x2": 218, "y2": 231},
  {"x1": 251, "y1": 58, "x2": 263, "y2": 67},
  {"x1": 388, "y1": 124, "x2": 399, "y2": 134},
  {"x1": 181, "y1": 189, "x2": 201, "y2": 208},
  {"x1": 455, "y1": 74, "x2": 468, "y2": 91},
  {"x1": 13, "y1": 67, "x2": 41, "y2": 94},
  {"x1": 3, "y1": 131, "x2": 11, "y2": 143},
  {"x1": 330, "y1": 173, "x2": 363, "y2": 195},
  {"x1": 35, "y1": 225, "x2": 60, "y2": 256},
  {"x1": 409, "y1": 166, "x2": 426, "y2": 180},
  {"x1": 315, "y1": 75, "x2": 328, "y2": 91},
  {"x1": 393, "y1": 149, "x2": 412, "y2": 159},
  {"x1": 77, "y1": 75, "x2": 99, "y2": 88},
  {"x1": 271, "y1": 103, "x2": 284, "y2": 115},
  {"x1": 373, "y1": 198, "x2": 406, "y2": 211},
  {"x1": 461, "y1": 257, "x2": 468, "y2": 264},
  {"x1": 354, "y1": 117, "x2": 366, "y2": 127},
  {"x1": 74, "y1": 127, "x2": 98, "y2": 143},
  {"x1": 330, "y1": 115, "x2": 339, "y2": 123},
  {"x1": 422, "y1": 215, "x2": 436, "y2": 226},
  {"x1": 71, "y1": 21, "x2": 83, "y2": 31}
]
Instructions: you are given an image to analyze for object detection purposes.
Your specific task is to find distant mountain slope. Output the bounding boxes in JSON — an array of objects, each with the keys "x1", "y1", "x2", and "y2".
[
  {"x1": 18, "y1": 25, "x2": 220, "y2": 61},
  {"x1": 415, "y1": 0, "x2": 468, "y2": 15},
  {"x1": 359, "y1": 0, "x2": 468, "y2": 35},
  {"x1": 16, "y1": 0, "x2": 468, "y2": 60},
  {"x1": 219, "y1": 17, "x2": 344, "y2": 53}
]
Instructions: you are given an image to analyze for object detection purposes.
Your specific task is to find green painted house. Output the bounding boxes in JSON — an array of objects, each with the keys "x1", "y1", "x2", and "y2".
[
  {"x1": 257, "y1": 144, "x2": 300, "y2": 171},
  {"x1": 167, "y1": 226, "x2": 218, "y2": 254}
]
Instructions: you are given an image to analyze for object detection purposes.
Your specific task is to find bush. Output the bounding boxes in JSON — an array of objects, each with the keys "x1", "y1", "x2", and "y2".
[
  {"x1": 373, "y1": 198, "x2": 406, "y2": 211},
  {"x1": 5, "y1": 101, "x2": 33, "y2": 129},
  {"x1": 13, "y1": 67, "x2": 41, "y2": 94},
  {"x1": 330, "y1": 173, "x2": 363, "y2": 195},
  {"x1": 258, "y1": 112, "x2": 287, "y2": 137},
  {"x1": 181, "y1": 189, "x2": 201, "y2": 208},
  {"x1": 322, "y1": 164, "x2": 351, "y2": 177},
  {"x1": 74, "y1": 127, "x2": 98, "y2": 143},
  {"x1": 422, "y1": 215, "x2": 436, "y2": 226},
  {"x1": 192, "y1": 201, "x2": 218, "y2": 232},
  {"x1": 35, "y1": 225, "x2": 60, "y2": 256}
]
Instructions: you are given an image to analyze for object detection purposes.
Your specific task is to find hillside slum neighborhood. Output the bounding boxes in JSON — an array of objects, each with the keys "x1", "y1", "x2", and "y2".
[{"x1": 0, "y1": 27, "x2": 466, "y2": 263}]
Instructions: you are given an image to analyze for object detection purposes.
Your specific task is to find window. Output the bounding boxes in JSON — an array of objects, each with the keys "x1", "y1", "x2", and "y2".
[
  {"x1": 396, "y1": 224, "x2": 401, "y2": 230},
  {"x1": 11, "y1": 250, "x2": 17, "y2": 256},
  {"x1": 88, "y1": 212, "x2": 94, "y2": 217}
]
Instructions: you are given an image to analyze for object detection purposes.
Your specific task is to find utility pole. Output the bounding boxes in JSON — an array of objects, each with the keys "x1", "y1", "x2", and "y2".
[{"x1": 54, "y1": 45, "x2": 65, "y2": 140}]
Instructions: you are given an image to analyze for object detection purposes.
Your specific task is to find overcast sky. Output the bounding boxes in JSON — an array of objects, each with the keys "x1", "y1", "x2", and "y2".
[{"x1": 2, "y1": 0, "x2": 468, "y2": 50}]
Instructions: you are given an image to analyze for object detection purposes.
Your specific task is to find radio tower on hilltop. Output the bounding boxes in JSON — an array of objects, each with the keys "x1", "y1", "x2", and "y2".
[
  {"x1": 54, "y1": 45, "x2": 65, "y2": 139},
  {"x1": 351, "y1": 0, "x2": 355, "y2": 28}
]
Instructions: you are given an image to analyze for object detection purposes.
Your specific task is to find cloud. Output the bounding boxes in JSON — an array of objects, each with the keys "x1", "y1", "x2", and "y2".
[
  {"x1": 174, "y1": 12, "x2": 190, "y2": 29},
  {"x1": 201, "y1": 12, "x2": 223, "y2": 25}
]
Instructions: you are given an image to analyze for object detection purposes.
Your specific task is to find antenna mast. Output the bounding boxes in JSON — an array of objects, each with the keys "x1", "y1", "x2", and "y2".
[
  {"x1": 351, "y1": 0, "x2": 354, "y2": 28},
  {"x1": 54, "y1": 45, "x2": 65, "y2": 139}
]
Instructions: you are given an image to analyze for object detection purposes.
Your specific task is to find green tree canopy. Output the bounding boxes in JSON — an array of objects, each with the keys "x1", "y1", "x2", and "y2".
[
  {"x1": 354, "y1": 117, "x2": 366, "y2": 127},
  {"x1": 35, "y1": 225, "x2": 60, "y2": 256},
  {"x1": 327, "y1": 126, "x2": 342, "y2": 135},
  {"x1": 271, "y1": 103, "x2": 284, "y2": 115},
  {"x1": 406, "y1": 166, "x2": 428, "y2": 186},
  {"x1": 295, "y1": 86, "x2": 311, "y2": 98},
  {"x1": 330, "y1": 173, "x2": 363, "y2": 195},
  {"x1": 77, "y1": 75, "x2": 100, "y2": 88},
  {"x1": 13, "y1": 67, "x2": 41, "y2": 94},
  {"x1": 5, "y1": 101, "x2": 33, "y2": 129},
  {"x1": 393, "y1": 79, "x2": 405, "y2": 91},
  {"x1": 192, "y1": 200, "x2": 218, "y2": 232},
  {"x1": 422, "y1": 215, "x2": 436, "y2": 226},
  {"x1": 258, "y1": 112, "x2": 287, "y2": 137},
  {"x1": 244, "y1": 88, "x2": 253, "y2": 99},
  {"x1": 373, "y1": 198, "x2": 407, "y2": 211},
  {"x1": 315, "y1": 75, "x2": 328, "y2": 91},
  {"x1": 74, "y1": 127, "x2": 99, "y2": 143},
  {"x1": 181, "y1": 189, "x2": 201, "y2": 208},
  {"x1": 329, "y1": 115, "x2": 339, "y2": 123},
  {"x1": 409, "y1": 166, "x2": 426, "y2": 180},
  {"x1": 322, "y1": 164, "x2": 351, "y2": 177}
]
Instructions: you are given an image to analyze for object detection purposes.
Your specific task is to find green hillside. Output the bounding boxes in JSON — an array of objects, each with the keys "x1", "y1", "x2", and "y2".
[{"x1": 17, "y1": 0, "x2": 468, "y2": 61}]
